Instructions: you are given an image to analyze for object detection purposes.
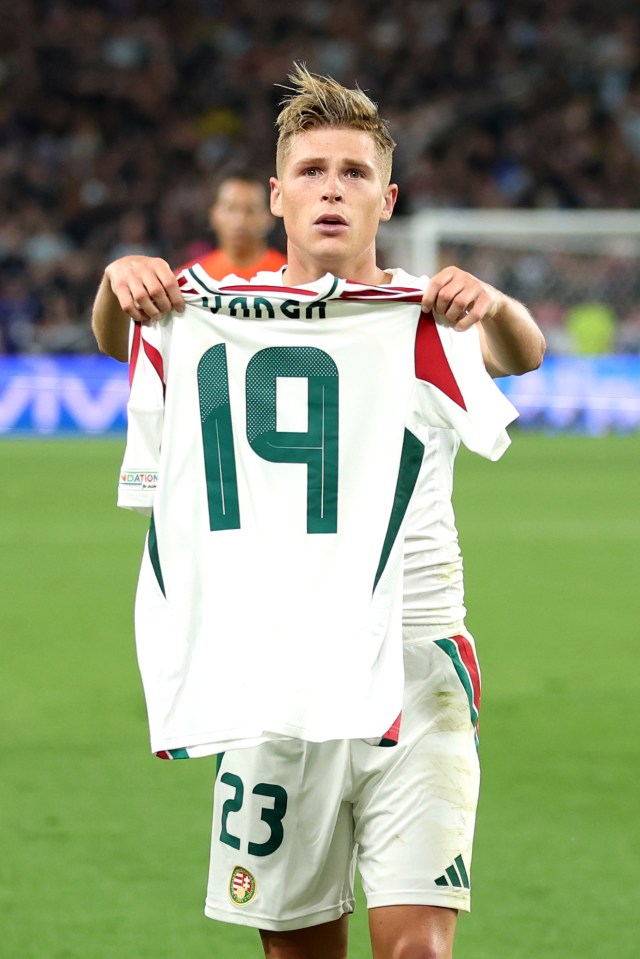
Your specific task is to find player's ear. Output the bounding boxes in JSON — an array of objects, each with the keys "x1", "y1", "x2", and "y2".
[
  {"x1": 270, "y1": 178, "x2": 283, "y2": 218},
  {"x1": 380, "y1": 183, "x2": 398, "y2": 222}
]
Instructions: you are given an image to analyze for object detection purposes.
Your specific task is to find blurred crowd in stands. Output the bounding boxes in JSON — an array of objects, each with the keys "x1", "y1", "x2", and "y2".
[{"x1": 2, "y1": 0, "x2": 640, "y2": 355}]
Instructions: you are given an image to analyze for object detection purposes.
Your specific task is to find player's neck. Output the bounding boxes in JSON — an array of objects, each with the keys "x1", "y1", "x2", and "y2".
[{"x1": 283, "y1": 246, "x2": 391, "y2": 287}]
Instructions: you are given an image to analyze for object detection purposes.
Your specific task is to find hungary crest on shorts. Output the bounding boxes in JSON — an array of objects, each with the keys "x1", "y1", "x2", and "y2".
[{"x1": 229, "y1": 865, "x2": 256, "y2": 905}]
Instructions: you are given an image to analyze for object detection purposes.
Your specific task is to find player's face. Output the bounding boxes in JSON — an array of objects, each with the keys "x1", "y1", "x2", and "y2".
[
  {"x1": 209, "y1": 180, "x2": 272, "y2": 256},
  {"x1": 270, "y1": 127, "x2": 397, "y2": 281}
]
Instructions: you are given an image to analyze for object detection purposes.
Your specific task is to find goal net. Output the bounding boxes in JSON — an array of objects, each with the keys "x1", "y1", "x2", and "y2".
[{"x1": 379, "y1": 210, "x2": 640, "y2": 433}]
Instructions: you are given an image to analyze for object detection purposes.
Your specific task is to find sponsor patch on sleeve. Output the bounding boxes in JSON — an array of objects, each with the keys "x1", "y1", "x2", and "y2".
[{"x1": 119, "y1": 469, "x2": 158, "y2": 491}]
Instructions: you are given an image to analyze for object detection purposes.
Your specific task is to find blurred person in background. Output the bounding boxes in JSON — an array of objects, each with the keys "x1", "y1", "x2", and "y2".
[
  {"x1": 179, "y1": 167, "x2": 286, "y2": 279},
  {"x1": 92, "y1": 167, "x2": 285, "y2": 361}
]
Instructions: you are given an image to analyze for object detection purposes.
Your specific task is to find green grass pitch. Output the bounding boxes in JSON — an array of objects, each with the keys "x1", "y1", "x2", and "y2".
[{"x1": 1, "y1": 433, "x2": 638, "y2": 958}]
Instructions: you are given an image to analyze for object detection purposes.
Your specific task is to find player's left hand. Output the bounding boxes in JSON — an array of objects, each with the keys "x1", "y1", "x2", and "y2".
[{"x1": 421, "y1": 266, "x2": 506, "y2": 331}]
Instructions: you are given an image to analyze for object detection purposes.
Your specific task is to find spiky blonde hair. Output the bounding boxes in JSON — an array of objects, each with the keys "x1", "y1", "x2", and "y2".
[{"x1": 275, "y1": 63, "x2": 396, "y2": 184}]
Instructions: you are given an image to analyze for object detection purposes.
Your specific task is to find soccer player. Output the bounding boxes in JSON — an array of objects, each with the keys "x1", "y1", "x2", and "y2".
[
  {"x1": 181, "y1": 167, "x2": 286, "y2": 280},
  {"x1": 93, "y1": 65, "x2": 544, "y2": 959},
  {"x1": 92, "y1": 167, "x2": 285, "y2": 361}
]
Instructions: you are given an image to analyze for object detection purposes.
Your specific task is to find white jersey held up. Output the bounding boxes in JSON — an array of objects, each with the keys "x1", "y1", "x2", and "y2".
[{"x1": 118, "y1": 267, "x2": 517, "y2": 757}]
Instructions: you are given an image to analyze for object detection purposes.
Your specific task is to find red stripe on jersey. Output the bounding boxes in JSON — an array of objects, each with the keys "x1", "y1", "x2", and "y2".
[
  {"x1": 178, "y1": 273, "x2": 201, "y2": 295},
  {"x1": 415, "y1": 311, "x2": 467, "y2": 410},
  {"x1": 217, "y1": 283, "x2": 316, "y2": 296},
  {"x1": 142, "y1": 337, "x2": 165, "y2": 385},
  {"x1": 340, "y1": 288, "x2": 423, "y2": 299},
  {"x1": 129, "y1": 322, "x2": 142, "y2": 387},
  {"x1": 186, "y1": 279, "x2": 321, "y2": 298},
  {"x1": 451, "y1": 633, "x2": 481, "y2": 716},
  {"x1": 156, "y1": 750, "x2": 171, "y2": 760}
]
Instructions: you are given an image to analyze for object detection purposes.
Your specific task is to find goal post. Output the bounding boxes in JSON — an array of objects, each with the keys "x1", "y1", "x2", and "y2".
[
  {"x1": 378, "y1": 209, "x2": 640, "y2": 434},
  {"x1": 379, "y1": 208, "x2": 640, "y2": 299}
]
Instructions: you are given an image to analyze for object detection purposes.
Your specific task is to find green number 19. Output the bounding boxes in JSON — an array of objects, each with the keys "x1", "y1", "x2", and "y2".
[{"x1": 198, "y1": 345, "x2": 339, "y2": 534}]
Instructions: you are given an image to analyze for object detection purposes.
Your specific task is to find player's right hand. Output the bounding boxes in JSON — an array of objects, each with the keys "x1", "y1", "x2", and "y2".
[{"x1": 105, "y1": 255, "x2": 186, "y2": 323}]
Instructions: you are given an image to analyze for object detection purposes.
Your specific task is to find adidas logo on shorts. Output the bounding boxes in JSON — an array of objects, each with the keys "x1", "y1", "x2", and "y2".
[{"x1": 434, "y1": 854, "x2": 470, "y2": 889}]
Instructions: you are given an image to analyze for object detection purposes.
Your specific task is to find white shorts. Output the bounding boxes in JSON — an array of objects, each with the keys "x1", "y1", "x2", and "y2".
[{"x1": 205, "y1": 629, "x2": 481, "y2": 931}]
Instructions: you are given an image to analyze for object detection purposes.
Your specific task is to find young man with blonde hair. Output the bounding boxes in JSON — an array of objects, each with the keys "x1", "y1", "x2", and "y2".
[{"x1": 93, "y1": 64, "x2": 544, "y2": 959}]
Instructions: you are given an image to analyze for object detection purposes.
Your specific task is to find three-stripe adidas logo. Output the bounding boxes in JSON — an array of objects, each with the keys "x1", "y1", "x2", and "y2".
[{"x1": 434, "y1": 854, "x2": 470, "y2": 889}]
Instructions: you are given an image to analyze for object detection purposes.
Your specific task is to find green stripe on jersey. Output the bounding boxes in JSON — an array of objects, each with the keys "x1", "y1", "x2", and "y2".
[
  {"x1": 148, "y1": 512, "x2": 165, "y2": 597},
  {"x1": 373, "y1": 429, "x2": 424, "y2": 593}
]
